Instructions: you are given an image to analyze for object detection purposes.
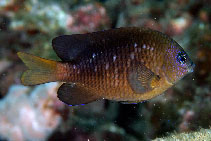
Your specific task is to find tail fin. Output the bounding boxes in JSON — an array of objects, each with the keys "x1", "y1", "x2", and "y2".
[{"x1": 17, "y1": 52, "x2": 58, "y2": 86}]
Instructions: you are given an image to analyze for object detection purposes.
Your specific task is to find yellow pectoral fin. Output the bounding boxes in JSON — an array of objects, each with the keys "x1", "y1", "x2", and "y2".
[
  {"x1": 150, "y1": 75, "x2": 161, "y2": 89},
  {"x1": 128, "y1": 64, "x2": 160, "y2": 94}
]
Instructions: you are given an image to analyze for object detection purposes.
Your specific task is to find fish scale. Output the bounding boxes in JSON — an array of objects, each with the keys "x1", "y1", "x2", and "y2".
[
  {"x1": 18, "y1": 27, "x2": 195, "y2": 105},
  {"x1": 66, "y1": 42, "x2": 145, "y2": 100},
  {"x1": 60, "y1": 37, "x2": 179, "y2": 101}
]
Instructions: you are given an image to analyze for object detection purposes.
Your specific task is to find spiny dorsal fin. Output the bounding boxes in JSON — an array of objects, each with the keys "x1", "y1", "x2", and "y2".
[
  {"x1": 128, "y1": 64, "x2": 160, "y2": 94},
  {"x1": 52, "y1": 27, "x2": 141, "y2": 62},
  {"x1": 52, "y1": 34, "x2": 91, "y2": 61},
  {"x1": 57, "y1": 83, "x2": 101, "y2": 106}
]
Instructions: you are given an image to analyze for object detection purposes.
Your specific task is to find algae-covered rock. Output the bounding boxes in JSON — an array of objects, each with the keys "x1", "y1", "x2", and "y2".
[{"x1": 154, "y1": 128, "x2": 211, "y2": 141}]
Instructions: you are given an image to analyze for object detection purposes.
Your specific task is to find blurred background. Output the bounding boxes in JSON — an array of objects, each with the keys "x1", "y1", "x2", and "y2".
[{"x1": 0, "y1": 0, "x2": 210, "y2": 140}]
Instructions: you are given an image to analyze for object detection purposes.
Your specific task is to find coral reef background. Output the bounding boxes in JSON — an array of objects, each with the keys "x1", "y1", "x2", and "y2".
[
  {"x1": 154, "y1": 128, "x2": 211, "y2": 141},
  {"x1": 0, "y1": 0, "x2": 210, "y2": 140}
]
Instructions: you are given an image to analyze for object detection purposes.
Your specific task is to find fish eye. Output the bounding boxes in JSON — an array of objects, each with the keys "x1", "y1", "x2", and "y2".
[{"x1": 177, "y1": 52, "x2": 187, "y2": 65}]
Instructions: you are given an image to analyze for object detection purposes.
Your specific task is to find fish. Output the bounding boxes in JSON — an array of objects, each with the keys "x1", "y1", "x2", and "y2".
[{"x1": 17, "y1": 27, "x2": 195, "y2": 106}]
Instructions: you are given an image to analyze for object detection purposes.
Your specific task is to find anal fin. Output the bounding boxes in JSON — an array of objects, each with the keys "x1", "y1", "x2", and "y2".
[{"x1": 57, "y1": 83, "x2": 101, "y2": 106}]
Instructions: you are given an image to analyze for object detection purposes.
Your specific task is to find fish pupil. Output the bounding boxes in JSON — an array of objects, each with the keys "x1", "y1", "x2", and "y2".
[{"x1": 177, "y1": 52, "x2": 187, "y2": 64}]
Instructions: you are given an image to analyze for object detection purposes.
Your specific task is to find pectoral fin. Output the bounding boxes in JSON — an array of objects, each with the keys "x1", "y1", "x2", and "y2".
[
  {"x1": 57, "y1": 83, "x2": 101, "y2": 106},
  {"x1": 128, "y1": 64, "x2": 160, "y2": 94}
]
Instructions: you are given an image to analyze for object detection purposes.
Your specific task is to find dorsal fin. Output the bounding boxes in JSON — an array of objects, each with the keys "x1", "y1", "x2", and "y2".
[
  {"x1": 52, "y1": 35, "x2": 89, "y2": 61},
  {"x1": 52, "y1": 27, "x2": 142, "y2": 61}
]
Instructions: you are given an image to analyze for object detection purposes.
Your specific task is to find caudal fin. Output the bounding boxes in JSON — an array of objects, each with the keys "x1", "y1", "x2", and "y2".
[{"x1": 17, "y1": 52, "x2": 58, "y2": 86}]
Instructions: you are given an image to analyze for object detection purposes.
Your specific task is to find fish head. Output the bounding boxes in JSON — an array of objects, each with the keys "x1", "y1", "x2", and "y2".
[{"x1": 163, "y1": 41, "x2": 195, "y2": 84}]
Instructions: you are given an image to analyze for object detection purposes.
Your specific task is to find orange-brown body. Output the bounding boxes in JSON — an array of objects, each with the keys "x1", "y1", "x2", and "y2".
[
  {"x1": 56, "y1": 42, "x2": 172, "y2": 102},
  {"x1": 18, "y1": 27, "x2": 195, "y2": 105}
]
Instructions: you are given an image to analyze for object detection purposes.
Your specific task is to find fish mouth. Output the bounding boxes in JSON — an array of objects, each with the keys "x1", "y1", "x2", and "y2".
[{"x1": 188, "y1": 62, "x2": 195, "y2": 73}]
